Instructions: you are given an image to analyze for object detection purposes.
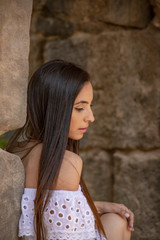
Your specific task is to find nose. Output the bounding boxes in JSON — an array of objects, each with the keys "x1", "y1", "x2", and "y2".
[{"x1": 84, "y1": 109, "x2": 95, "y2": 123}]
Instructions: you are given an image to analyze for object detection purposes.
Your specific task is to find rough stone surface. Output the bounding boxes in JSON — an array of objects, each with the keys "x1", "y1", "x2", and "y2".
[
  {"x1": 150, "y1": 0, "x2": 160, "y2": 28},
  {"x1": 0, "y1": 0, "x2": 32, "y2": 238},
  {"x1": 0, "y1": 149, "x2": 25, "y2": 240},
  {"x1": 0, "y1": 0, "x2": 33, "y2": 135},
  {"x1": 80, "y1": 149, "x2": 112, "y2": 201},
  {"x1": 86, "y1": 28, "x2": 160, "y2": 150},
  {"x1": 29, "y1": 34, "x2": 45, "y2": 77},
  {"x1": 98, "y1": 0, "x2": 152, "y2": 28},
  {"x1": 113, "y1": 150, "x2": 160, "y2": 240},
  {"x1": 44, "y1": 28, "x2": 160, "y2": 150},
  {"x1": 44, "y1": 33, "x2": 90, "y2": 68},
  {"x1": 31, "y1": 0, "x2": 152, "y2": 38}
]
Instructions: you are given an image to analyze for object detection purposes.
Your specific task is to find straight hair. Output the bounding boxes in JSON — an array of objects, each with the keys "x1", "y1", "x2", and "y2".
[{"x1": 6, "y1": 59, "x2": 107, "y2": 240}]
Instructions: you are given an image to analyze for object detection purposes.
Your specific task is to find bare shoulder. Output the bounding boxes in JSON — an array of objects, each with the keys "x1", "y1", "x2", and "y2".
[
  {"x1": 24, "y1": 142, "x2": 43, "y2": 167},
  {"x1": 24, "y1": 144, "x2": 83, "y2": 191},
  {"x1": 23, "y1": 143, "x2": 42, "y2": 188},
  {"x1": 27, "y1": 142, "x2": 43, "y2": 159},
  {"x1": 53, "y1": 150, "x2": 83, "y2": 191},
  {"x1": 64, "y1": 150, "x2": 83, "y2": 168},
  {"x1": 63, "y1": 150, "x2": 83, "y2": 176}
]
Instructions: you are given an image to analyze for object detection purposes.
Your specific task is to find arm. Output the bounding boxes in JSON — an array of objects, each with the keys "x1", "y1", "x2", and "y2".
[
  {"x1": 24, "y1": 147, "x2": 82, "y2": 190},
  {"x1": 94, "y1": 201, "x2": 134, "y2": 232},
  {"x1": 53, "y1": 150, "x2": 83, "y2": 191}
]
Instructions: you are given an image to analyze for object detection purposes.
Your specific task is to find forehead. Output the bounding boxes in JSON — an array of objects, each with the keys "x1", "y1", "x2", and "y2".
[{"x1": 75, "y1": 82, "x2": 93, "y2": 102}]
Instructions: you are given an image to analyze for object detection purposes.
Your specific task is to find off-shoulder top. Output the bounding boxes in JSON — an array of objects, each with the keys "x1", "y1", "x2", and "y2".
[{"x1": 19, "y1": 185, "x2": 106, "y2": 240}]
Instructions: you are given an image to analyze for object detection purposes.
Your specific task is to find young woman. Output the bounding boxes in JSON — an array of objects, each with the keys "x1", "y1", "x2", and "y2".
[{"x1": 6, "y1": 60, "x2": 134, "y2": 240}]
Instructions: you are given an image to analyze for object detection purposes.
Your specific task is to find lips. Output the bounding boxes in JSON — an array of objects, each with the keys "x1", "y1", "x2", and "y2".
[{"x1": 79, "y1": 127, "x2": 88, "y2": 133}]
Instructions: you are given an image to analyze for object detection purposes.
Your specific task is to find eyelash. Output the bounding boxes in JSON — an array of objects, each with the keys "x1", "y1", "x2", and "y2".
[
  {"x1": 75, "y1": 104, "x2": 93, "y2": 112},
  {"x1": 75, "y1": 108, "x2": 84, "y2": 112}
]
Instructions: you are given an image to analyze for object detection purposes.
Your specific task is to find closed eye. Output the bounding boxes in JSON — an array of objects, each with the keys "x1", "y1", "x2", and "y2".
[
  {"x1": 75, "y1": 108, "x2": 84, "y2": 111},
  {"x1": 75, "y1": 104, "x2": 94, "y2": 112}
]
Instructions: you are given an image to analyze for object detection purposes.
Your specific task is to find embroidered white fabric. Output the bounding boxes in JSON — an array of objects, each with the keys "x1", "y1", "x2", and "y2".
[{"x1": 19, "y1": 185, "x2": 106, "y2": 240}]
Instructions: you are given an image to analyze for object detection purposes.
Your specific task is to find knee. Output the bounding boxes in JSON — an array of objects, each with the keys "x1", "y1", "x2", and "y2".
[
  {"x1": 100, "y1": 213, "x2": 131, "y2": 240},
  {"x1": 101, "y1": 212, "x2": 127, "y2": 229}
]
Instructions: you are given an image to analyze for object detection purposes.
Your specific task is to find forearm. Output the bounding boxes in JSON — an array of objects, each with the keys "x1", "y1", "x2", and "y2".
[
  {"x1": 94, "y1": 201, "x2": 135, "y2": 231},
  {"x1": 94, "y1": 201, "x2": 112, "y2": 215}
]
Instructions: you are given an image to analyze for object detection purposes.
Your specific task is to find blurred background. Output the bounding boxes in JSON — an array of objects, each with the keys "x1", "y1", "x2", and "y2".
[{"x1": 1, "y1": 0, "x2": 160, "y2": 239}]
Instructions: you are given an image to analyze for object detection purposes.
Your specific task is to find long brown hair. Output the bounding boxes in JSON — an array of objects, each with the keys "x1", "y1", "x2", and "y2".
[{"x1": 6, "y1": 60, "x2": 107, "y2": 240}]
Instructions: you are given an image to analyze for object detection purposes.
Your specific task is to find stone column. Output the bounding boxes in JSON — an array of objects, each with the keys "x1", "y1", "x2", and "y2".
[{"x1": 0, "y1": 1, "x2": 33, "y2": 239}]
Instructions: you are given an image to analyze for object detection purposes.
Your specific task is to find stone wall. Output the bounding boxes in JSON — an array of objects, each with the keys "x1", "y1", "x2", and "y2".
[
  {"x1": 0, "y1": 1, "x2": 33, "y2": 239},
  {"x1": 0, "y1": 0, "x2": 32, "y2": 135},
  {"x1": 30, "y1": 1, "x2": 160, "y2": 239}
]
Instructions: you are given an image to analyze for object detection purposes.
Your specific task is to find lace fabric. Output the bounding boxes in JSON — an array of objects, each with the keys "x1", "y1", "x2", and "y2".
[{"x1": 19, "y1": 186, "x2": 106, "y2": 240}]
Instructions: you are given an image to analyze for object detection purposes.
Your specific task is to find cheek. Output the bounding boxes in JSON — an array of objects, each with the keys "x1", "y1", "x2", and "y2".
[
  {"x1": 69, "y1": 115, "x2": 77, "y2": 131},
  {"x1": 68, "y1": 118, "x2": 77, "y2": 139},
  {"x1": 68, "y1": 112, "x2": 84, "y2": 140},
  {"x1": 69, "y1": 110, "x2": 85, "y2": 133},
  {"x1": 69, "y1": 110, "x2": 82, "y2": 134}
]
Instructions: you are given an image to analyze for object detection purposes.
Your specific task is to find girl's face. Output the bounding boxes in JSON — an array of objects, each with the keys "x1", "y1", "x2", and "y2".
[{"x1": 69, "y1": 81, "x2": 95, "y2": 140}]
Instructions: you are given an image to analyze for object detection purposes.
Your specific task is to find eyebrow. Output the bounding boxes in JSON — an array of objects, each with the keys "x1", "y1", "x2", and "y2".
[{"x1": 74, "y1": 100, "x2": 89, "y2": 105}]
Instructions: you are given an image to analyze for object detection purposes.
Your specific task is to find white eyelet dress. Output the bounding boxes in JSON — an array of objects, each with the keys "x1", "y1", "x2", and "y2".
[{"x1": 19, "y1": 185, "x2": 106, "y2": 240}]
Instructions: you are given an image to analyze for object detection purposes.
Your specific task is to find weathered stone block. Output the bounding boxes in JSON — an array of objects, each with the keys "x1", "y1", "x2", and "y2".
[
  {"x1": 81, "y1": 149, "x2": 112, "y2": 201},
  {"x1": 113, "y1": 150, "x2": 160, "y2": 240},
  {"x1": 0, "y1": 0, "x2": 32, "y2": 135},
  {"x1": 0, "y1": 149, "x2": 25, "y2": 240},
  {"x1": 86, "y1": 29, "x2": 160, "y2": 150},
  {"x1": 31, "y1": 0, "x2": 104, "y2": 36},
  {"x1": 100, "y1": 0, "x2": 152, "y2": 28},
  {"x1": 31, "y1": 0, "x2": 153, "y2": 37},
  {"x1": 29, "y1": 34, "x2": 45, "y2": 77},
  {"x1": 44, "y1": 33, "x2": 90, "y2": 68}
]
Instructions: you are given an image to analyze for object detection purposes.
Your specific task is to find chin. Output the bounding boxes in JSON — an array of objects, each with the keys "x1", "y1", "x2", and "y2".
[{"x1": 69, "y1": 135, "x2": 84, "y2": 140}]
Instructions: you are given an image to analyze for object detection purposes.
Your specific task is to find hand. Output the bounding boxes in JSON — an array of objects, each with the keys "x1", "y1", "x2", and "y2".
[{"x1": 94, "y1": 201, "x2": 134, "y2": 232}]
